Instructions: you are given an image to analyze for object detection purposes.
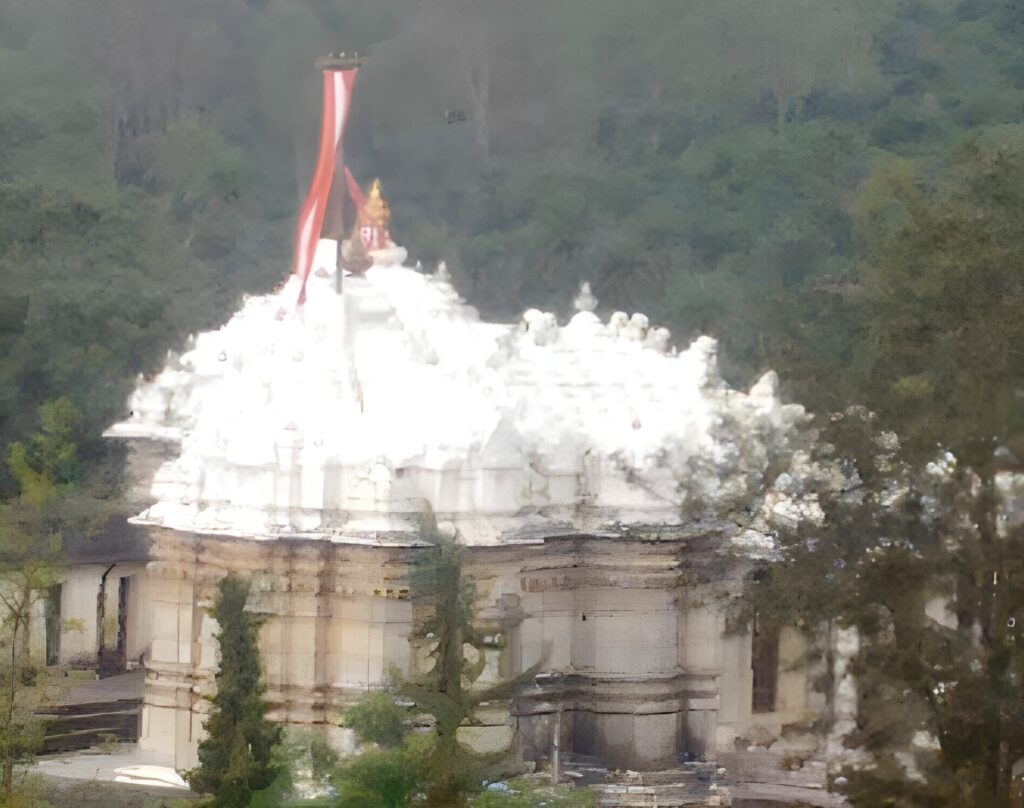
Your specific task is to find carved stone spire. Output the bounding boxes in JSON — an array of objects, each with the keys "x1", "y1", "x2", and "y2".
[{"x1": 573, "y1": 281, "x2": 598, "y2": 313}]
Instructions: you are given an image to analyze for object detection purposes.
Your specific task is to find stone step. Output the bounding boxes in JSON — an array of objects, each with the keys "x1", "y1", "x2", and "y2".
[
  {"x1": 36, "y1": 694, "x2": 141, "y2": 754},
  {"x1": 593, "y1": 790, "x2": 720, "y2": 802},
  {"x1": 594, "y1": 793, "x2": 658, "y2": 808},
  {"x1": 731, "y1": 781, "x2": 846, "y2": 807},
  {"x1": 41, "y1": 710, "x2": 139, "y2": 736},
  {"x1": 564, "y1": 753, "x2": 606, "y2": 767},
  {"x1": 593, "y1": 785, "x2": 725, "y2": 806},
  {"x1": 37, "y1": 698, "x2": 141, "y2": 717},
  {"x1": 637, "y1": 769, "x2": 701, "y2": 785},
  {"x1": 650, "y1": 785, "x2": 725, "y2": 801},
  {"x1": 40, "y1": 724, "x2": 136, "y2": 754},
  {"x1": 719, "y1": 751, "x2": 827, "y2": 789}
]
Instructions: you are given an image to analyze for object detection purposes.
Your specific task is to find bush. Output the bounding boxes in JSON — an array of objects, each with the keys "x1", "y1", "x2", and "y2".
[{"x1": 343, "y1": 691, "x2": 408, "y2": 749}]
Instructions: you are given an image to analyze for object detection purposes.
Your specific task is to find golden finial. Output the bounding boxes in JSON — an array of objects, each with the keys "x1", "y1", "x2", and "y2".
[{"x1": 360, "y1": 178, "x2": 391, "y2": 229}]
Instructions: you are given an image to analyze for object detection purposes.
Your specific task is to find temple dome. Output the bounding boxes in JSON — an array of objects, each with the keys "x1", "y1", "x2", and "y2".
[{"x1": 106, "y1": 240, "x2": 809, "y2": 545}]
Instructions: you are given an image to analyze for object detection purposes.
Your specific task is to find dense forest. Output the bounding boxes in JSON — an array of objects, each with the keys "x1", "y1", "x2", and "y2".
[
  {"x1": 1, "y1": 1, "x2": 1023, "y2": 805},
  {"x1": 1, "y1": 0, "x2": 1021, "y2": 463}
]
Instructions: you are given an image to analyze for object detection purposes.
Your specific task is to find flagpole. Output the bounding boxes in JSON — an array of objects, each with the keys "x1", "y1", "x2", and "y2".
[
  {"x1": 292, "y1": 53, "x2": 364, "y2": 305},
  {"x1": 315, "y1": 53, "x2": 364, "y2": 293}
]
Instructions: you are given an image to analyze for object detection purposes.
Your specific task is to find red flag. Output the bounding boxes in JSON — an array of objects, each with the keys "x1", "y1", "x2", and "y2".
[{"x1": 292, "y1": 68, "x2": 358, "y2": 305}]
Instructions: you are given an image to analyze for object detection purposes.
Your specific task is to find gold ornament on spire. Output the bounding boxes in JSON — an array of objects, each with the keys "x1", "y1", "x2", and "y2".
[
  {"x1": 355, "y1": 178, "x2": 392, "y2": 252},
  {"x1": 360, "y1": 179, "x2": 391, "y2": 230}
]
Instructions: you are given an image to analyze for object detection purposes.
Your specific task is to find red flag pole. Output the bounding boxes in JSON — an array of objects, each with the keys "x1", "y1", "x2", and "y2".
[{"x1": 292, "y1": 54, "x2": 363, "y2": 306}]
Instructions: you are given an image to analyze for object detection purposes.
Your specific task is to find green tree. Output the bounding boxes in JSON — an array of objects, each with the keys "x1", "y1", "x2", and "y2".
[
  {"x1": 0, "y1": 399, "x2": 91, "y2": 804},
  {"x1": 5, "y1": 398, "x2": 81, "y2": 503},
  {"x1": 331, "y1": 688, "x2": 427, "y2": 808},
  {"x1": 331, "y1": 733, "x2": 432, "y2": 808},
  {"x1": 398, "y1": 527, "x2": 542, "y2": 808},
  {"x1": 750, "y1": 411, "x2": 1023, "y2": 807},
  {"x1": 0, "y1": 560, "x2": 54, "y2": 804},
  {"x1": 187, "y1": 575, "x2": 282, "y2": 808},
  {"x1": 332, "y1": 524, "x2": 548, "y2": 807},
  {"x1": 749, "y1": 127, "x2": 1024, "y2": 807},
  {"x1": 342, "y1": 690, "x2": 408, "y2": 750},
  {"x1": 849, "y1": 129, "x2": 1024, "y2": 464}
]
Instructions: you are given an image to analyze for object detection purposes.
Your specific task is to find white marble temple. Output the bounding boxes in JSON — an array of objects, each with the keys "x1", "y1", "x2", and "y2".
[{"x1": 106, "y1": 239, "x2": 810, "y2": 546}]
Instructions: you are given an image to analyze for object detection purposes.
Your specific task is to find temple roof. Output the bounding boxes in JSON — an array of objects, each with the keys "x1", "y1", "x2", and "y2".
[{"x1": 106, "y1": 241, "x2": 810, "y2": 546}]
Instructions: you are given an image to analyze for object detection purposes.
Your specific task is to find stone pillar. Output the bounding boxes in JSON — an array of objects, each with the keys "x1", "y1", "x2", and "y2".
[{"x1": 140, "y1": 569, "x2": 201, "y2": 769}]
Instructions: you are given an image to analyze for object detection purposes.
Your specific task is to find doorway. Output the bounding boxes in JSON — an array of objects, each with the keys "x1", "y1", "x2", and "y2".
[
  {"x1": 115, "y1": 576, "x2": 130, "y2": 667},
  {"x1": 44, "y1": 584, "x2": 61, "y2": 667}
]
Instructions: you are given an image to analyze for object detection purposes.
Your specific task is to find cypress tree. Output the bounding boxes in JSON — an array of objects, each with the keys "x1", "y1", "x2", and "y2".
[{"x1": 187, "y1": 575, "x2": 282, "y2": 807}]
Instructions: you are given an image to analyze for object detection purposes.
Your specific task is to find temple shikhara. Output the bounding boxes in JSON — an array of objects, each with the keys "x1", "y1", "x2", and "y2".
[{"x1": 43, "y1": 54, "x2": 856, "y2": 804}]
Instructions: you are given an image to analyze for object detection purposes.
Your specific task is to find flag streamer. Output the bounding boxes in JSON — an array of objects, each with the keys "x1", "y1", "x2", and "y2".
[{"x1": 292, "y1": 68, "x2": 359, "y2": 305}]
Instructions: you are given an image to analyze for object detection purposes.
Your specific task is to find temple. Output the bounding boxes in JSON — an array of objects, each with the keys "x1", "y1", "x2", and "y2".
[{"x1": 83, "y1": 56, "x2": 854, "y2": 804}]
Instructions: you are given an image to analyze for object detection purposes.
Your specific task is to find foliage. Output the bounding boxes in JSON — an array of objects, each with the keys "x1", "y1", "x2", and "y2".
[
  {"x1": 331, "y1": 688, "x2": 428, "y2": 807},
  {"x1": 0, "y1": 399, "x2": 99, "y2": 802},
  {"x1": 328, "y1": 522, "x2": 545, "y2": 807},
  {"x1": 0, "y1": 773, "x2": 52, "y2": 808},
  {"x1": 851, "y1": 129, "x2": 1024, "y2": 465},
  {"x1": 342, "y1": 690, "x2": 407, "y2": 749},
  {"x1": 397, "y1": 527, "x2": 542, "y2": 807},
  {"x1": 186, "y1": 575, "x2": 282, "y2": 808},
  {"x1": 5, "y1": 397, "x2": 80, "y2": 504},
  {"x1": 748, "y1": 407, "x2": 1024, "y2": 806},
  {"x1": 240, "y1": 728, "x2": 340, "y2": 808},
  {"x1": 745, "y1": 120, "x2": 1024, "y2": 806},
  {"x1": 331, "y1": 733, "x2": 432, "y2": 808}
]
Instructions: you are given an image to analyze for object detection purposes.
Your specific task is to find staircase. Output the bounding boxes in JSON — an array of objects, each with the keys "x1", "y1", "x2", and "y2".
[
  {"x1": 717, "y1": 751, "x2": 847, "y2": 807},
  {"x1": 563, "y1": 754, "x2": 733, "y2": 807},
  {"x1": 36, "y1": 698, "x2": 141, "y2": 753},
  {"x1": 35, "y1": 670, "x2": 144, "y2": 754}
]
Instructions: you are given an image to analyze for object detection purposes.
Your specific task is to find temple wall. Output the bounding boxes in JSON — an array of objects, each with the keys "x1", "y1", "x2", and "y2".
[
  {"x1": 140, "y1": 530, "x2": 415, "y2": 769},
  {"x1": 57, "y1": 567, "x2": 104, "y2": 665},
  {"x1": 52, "y1": 562, "x2": 148, "y2": 667},
  {"x1": 133, "y1": 530, "x2": 818, "y2": 772}
]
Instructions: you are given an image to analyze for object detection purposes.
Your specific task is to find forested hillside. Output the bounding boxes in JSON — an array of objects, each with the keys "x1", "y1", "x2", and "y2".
[{"x1": 1, "y1": 0, "x2": 1021, "y2": 466}]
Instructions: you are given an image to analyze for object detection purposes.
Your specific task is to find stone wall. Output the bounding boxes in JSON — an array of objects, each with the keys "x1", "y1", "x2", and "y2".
[
  {"x1": 54, "y1": 562, "x2": 148, "y2": 668},
  {"x1": 139, "y1": 529, "x2": 817, "y2": 771},
  {"x1": 141, "y1": 530, "x2": 415, "y2": 768}
]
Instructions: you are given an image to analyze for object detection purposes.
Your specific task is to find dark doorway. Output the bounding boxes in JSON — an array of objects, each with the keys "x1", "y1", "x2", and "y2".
[
  {"x1": 44, "y1": 584, "x2": 61, "y2": 667},
  {"x1": 100, "y1": 575, "x2": 130, "y2": 676},
  {"x1": 751, "y1": 620, "x2": 781, "y2": 713},
  {"x1": 116, "y1": 576, "x2": 130, "y2": 664}
]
